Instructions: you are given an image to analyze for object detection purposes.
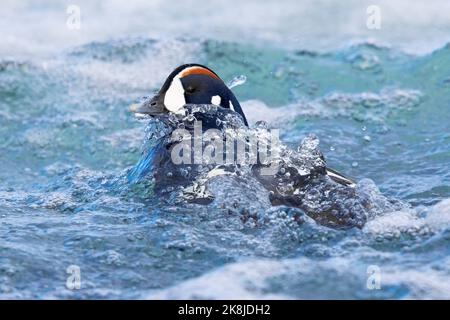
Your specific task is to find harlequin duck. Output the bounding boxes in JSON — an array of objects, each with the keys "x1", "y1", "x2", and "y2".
[{"x1": 129, "y1": 64, "x2": 365, "y2": 228}]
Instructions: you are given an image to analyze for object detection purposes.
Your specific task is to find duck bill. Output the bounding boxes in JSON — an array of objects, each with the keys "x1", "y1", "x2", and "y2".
[{"x1": 129, "y1": 95, "x2": 166, "y2": 116}]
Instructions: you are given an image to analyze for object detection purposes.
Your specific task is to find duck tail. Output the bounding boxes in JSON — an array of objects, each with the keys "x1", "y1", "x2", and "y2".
[{"x1": 326, "y1": 167, "x2": 356, "y2": 187}]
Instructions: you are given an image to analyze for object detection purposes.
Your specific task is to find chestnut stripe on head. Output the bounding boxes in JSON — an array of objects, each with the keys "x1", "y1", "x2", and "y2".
[
  {"x1": 180, "y1": 66, "x2": 220, "y2": 80},
  {"x1": 163, "y1": 65, "x2": 222, "y2": 114}
]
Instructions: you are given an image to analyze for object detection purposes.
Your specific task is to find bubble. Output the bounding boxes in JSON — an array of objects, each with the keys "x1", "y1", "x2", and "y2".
[{"x1": 180, "y1": 168, "x2": 189, "y2": 178}]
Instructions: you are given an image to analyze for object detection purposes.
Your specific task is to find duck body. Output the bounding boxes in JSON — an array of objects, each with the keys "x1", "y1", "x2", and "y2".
[{"x1": 129, "y1": 64, "x2": 368, "y2": 229}]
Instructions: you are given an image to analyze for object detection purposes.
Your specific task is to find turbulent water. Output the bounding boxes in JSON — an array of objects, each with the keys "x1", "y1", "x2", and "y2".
[{"x1": 1, "y1": 1, "x2": 450, "y2": 299}]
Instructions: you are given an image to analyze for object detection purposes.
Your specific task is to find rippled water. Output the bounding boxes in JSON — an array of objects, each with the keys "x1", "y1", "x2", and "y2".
[{"x1": 1, "y1": 1, "x2": 450, "y2": 299}]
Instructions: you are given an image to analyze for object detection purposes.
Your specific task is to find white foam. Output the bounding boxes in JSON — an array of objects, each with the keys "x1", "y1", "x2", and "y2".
[
  {"x1": 363, "y1": 198, "x2": 450, "y2": 235},
  {"x1": 383, "y1": 268, "x2": 450, "y2": 299},
  {"x1": 147, "y1": 259, "x2": 290, "y2": 299},
  {"x1": 146, "y1": 254, "x2": 450, "y2": 299},
  {"x1": 363, "y1": 209, "x2": 424, "y2": 235},
  {"x1": 425, "y1": 198, "x2": 450, "y2": 231},
  {"x1": 69, "y1": 39, "x2": 203, "y2": 93},
  {"x1": 242, "y1": 89, "x2": 423, "y2": 126}
]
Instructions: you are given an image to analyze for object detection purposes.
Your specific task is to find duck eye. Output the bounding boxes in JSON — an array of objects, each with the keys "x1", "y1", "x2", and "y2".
[{"x1": 186, "y1": 86, "x2": 196, "y2": 94}]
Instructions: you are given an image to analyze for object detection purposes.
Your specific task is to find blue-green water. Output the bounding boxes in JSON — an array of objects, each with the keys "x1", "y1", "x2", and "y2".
[{"x1": 1, "y1": 1, "x2": 450, "y2": 299}]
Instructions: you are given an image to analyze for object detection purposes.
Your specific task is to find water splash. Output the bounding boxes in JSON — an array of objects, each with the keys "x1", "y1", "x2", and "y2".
[{"x1": 227, "y1": 74, "x2": 247, "y2": 89}]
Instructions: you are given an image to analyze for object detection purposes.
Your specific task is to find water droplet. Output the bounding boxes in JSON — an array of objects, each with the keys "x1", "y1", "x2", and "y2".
[
  {"x1": 180, "y1": 169, "x2": 189, "y2": 178},
  {"x1": 363, "y1": 135, "x2": 371, "y2": 142},
  {"x1": 254, "y1": 120, "x2": 268, "y2": 129},
  {"x1": 186, "y1": 114, "x2": 196, "y2": 122},
  {"x1": 330, "y1": 146, "x2": 335, "y2": 151},
  {"x1": 352, "y1": 162, "x2": 359, "y2": 167},
  {"x1": 227, "y1": 75, "x2": 247, "y2": 89}
]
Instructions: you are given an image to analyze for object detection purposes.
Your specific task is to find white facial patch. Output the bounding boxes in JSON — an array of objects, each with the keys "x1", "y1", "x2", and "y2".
[
  {"x1": 164, "y1": 77, "x2": 186, "y2": 114},
  {"x1": 211, "y1": 95, "x2": 221, "y2": 106}
]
